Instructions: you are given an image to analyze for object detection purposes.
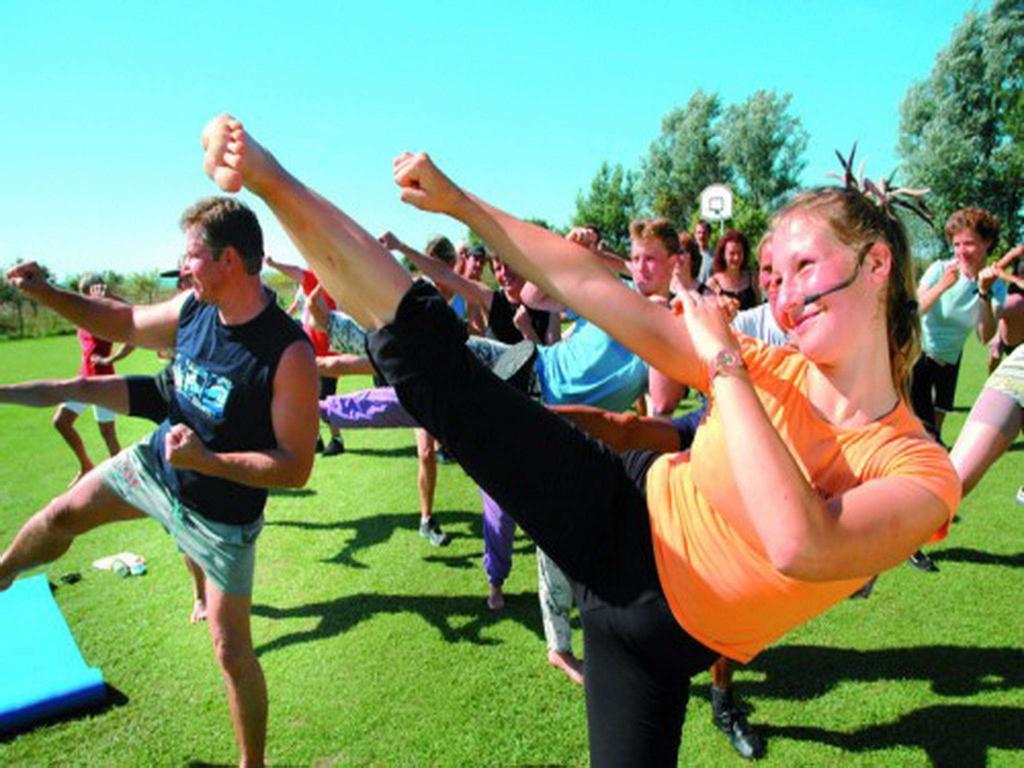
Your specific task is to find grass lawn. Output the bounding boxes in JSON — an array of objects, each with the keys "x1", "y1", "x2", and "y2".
[{"x1": 0, "y1": 333, "x2": 1021, "y2": 766}]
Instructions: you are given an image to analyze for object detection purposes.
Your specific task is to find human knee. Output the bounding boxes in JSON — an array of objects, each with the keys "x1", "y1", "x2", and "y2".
[
  {"x1": 211, "y1": 631, "x2": 256, "y2": 676},
  {"x1": 53, "y1": 409, "x2": 76, "y2": 432},
  {"x1": 40, "y1": 495, "x2": 86, "y2": 537}
]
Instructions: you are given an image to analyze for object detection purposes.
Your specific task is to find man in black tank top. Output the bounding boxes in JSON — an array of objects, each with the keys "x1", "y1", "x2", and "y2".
[{"x1": 2, "y1": 198, "x2": 319, "y2": 768}]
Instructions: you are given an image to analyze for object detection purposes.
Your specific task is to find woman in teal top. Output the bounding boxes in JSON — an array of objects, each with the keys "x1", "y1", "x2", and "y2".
[{"x1": 911, "y1": 207, "x2": 1006, "y2": 441}]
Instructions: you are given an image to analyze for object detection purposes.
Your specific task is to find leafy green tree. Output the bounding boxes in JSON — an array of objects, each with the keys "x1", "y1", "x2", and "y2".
[
  {"x1": 126, "y1": 270, "x2": 160, "y2": 303},
  {"x1": 572, "y1": 161, "x2": 639, "y2": 253},
  {"x1": 898, "y1": 0, "x2": 1024, "y2": 247},
  {"x1": 720, "y1": 90, "x2": 808, "y2": 211},
  {"x1": 639, "y1": 89, "x2": 727, "y2": 226}
]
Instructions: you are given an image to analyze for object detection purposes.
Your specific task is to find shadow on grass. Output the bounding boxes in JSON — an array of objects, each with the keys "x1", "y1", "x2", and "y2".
[
  {"x1": 252, "y1": 590, "x2": 545, "y2": 655},
  {"x1": 344, "y1": 445, "x2": 419, "y2": 458},
  {"x1": 423, "y1": 542, "x2": 535, "y2": 572},
  {"x1": 762, "y1": 704, "x2": 1024, "y2": 767},
  {"x1": 708, "y1": 644, "x2": 1024, "y2": 701},
  {"x1": 267, "y1": 487, "x2": 317, "y2": 498},
  {"x1": 931, "y1": 546, "x2": 1024, "y2": 568},
  {"x1": 268, "y1": 510, "x2": 486, "y2": 568},
  {"x1": 0, "y1": 684, "x2": 128, "y2": 743}
]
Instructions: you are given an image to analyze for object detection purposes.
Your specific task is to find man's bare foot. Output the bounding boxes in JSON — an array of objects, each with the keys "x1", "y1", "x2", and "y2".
[
  {"x1": 67, "y1": 465, "x2": 93, "y2": 488},
  {"x1": 547, "y1": 649, "x2": 584, "y2": 686},
  {"x1": 201, "y1": 114, "x2": 278, "y2": 196},
  {"x1": 486, "y1": 584, "x2": 505, "y2": 611},
  {"x1": 190, "y1": 598, "x2": 208, "y2": 624}
]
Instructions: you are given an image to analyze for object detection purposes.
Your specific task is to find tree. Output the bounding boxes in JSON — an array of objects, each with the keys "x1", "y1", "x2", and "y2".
[
  {"x1": 720, "y1": 90, "x2": 808, "y2": 211},
  {"x1": 572, "y1": 161, "x2": 640, "y2": 253},
  {"x1": 638, "y1": 89, "x2": 728, "y2": 226},
  {"x1": 898, "y1": 0, "x2": 1024, "y2": 248},
  {"x1": 126, "y1": 270, "x2": 160, "y2": 304}
]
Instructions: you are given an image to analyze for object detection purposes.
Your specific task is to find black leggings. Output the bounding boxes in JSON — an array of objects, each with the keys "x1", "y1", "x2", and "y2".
[{"x1": 367, "y1": 282, "x2": 716, "y2": 766}]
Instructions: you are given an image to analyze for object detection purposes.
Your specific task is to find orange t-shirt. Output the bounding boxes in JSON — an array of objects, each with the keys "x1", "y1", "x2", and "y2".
[{"x1": 646, "y1": 337, "x2": 961, "y2": 663}]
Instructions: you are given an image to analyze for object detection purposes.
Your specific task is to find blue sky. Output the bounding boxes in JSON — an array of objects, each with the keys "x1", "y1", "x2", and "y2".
[{"x1": 1, "y1": 1, "x2": 986, "y2": 280}]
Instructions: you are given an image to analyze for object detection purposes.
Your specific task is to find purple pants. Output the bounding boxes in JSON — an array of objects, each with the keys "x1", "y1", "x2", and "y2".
[
  {"x1": 319, "y1": 386, "x2": 418, "y2": 429},
  {"x1": 481, "y1": 488, "x2": 516, "y2": 586}
]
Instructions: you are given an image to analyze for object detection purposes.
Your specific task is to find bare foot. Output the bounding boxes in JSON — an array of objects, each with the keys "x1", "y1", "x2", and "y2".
[
  {"x1": 67, "y1": 465, "x2": 94, "y2": 488},
  {"x1": 190, "y1": 598, "x2": 208, "y2": 624},
  {"x1": 486, "y1": 584, "x2": 505, "y2": 611},
  {"x1": 547, "y1": 649, "x2": 584, "y2": 686},
  {"x1": 200, "y1": 114, "x2": 279, "y2": 196}
]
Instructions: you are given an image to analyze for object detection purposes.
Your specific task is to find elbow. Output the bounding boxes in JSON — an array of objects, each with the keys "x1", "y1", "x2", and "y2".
[
  {"x1": 282, "y1": 451, "x2": 314, "y2": 488},
  {"x1": 767, "y1": 536, "x2": 812, "y2": 579}
]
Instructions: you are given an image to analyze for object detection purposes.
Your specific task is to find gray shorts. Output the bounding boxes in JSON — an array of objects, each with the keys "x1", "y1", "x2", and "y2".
[{"x1": 98, "y1": 442, "x2": 263, "y2": 594}]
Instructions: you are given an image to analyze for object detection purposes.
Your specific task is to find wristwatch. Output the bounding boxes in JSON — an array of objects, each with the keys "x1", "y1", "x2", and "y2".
[{"x1": 707, "y1": 348, "x2": 746, "y2": 381}]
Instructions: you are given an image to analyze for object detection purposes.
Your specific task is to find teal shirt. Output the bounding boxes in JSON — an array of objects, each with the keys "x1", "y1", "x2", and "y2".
[
  {"x1": 536, "y1": 316, "x2": 648, "y2": 412},
  {"x1": 920, "y1": 258, "x2": 1006, "y2": 364}
]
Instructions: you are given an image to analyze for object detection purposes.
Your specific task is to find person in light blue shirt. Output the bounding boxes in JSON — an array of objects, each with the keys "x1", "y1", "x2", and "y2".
[{"x1": 911, "y1": 207, "x2": 1007, "y2": 440}]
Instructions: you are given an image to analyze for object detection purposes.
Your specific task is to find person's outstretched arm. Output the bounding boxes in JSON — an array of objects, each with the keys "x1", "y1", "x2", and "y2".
[
  {"x1": 5, "y1": 262, "x2": 185, "y2": 350},
  {"x1": 201, "y1": 115, "x2": 410, "y2": 332},
  {"x1": 263, "y1": 254, "x2": 307, "y2": 284},
  {"x1": 379, "y1": 231, "x2": 494, "y2": 312},
  {"x1": 0, "y1": 376, "x2": 131, "y2": 413},
  {"x1": 392, "y1": 153, "x2": 704, "y2": 388}
]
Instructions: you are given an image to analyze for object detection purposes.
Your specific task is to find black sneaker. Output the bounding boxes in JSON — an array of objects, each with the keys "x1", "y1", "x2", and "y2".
[
  {"x1": 315, "y1": 436, "x2": 325, "y2": 454},
  {"x1": 419, "y1": 516, "x2": 451, "y2": 546},
  {"x1": 907, "y1": 549, "x2": 939, "y2": 572},
  {"x1": 322, "y1": 436, "x2": 345, "y2": 457},
  {"x1": 711, "y1": 686, "x2": 765, "y2": 761}
]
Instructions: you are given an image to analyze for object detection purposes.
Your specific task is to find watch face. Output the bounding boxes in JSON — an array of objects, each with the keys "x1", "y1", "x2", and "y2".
[{"x1": 717, "y1": 350, "x2": 740, "y2": 366}]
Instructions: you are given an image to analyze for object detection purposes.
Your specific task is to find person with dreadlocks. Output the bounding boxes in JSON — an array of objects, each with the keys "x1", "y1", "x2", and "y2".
[{"x1": 201, "y1": 116, "x2": 961, "y2": 767}]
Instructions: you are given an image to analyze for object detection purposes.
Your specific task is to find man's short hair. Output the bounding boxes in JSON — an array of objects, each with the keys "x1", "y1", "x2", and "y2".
[
  {"x1": 426, "y1": 236, "x2": 457, "y2": 266},
  {"x1": 629, "y1": 217, "x2": 680, "y2": 256},
  {"x1": 468, "y1": 245, "x2": 487, "y2": 260},
  {"x1": 180, "y1": 197, "x2": 264, "y2": 275}
]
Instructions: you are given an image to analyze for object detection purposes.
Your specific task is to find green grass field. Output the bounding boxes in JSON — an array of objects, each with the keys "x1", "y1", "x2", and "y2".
[{"x1": 0, "y1": 334, "x2": 1021, "y2": 767}]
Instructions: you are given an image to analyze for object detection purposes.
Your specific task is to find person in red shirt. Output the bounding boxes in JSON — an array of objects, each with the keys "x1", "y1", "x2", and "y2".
[
  {"x1": 55, "y1": 275, "x2": 134, "y2": 485},
  {"x1": 265, "y1": 255, "x2": 346, "y2": 455}
]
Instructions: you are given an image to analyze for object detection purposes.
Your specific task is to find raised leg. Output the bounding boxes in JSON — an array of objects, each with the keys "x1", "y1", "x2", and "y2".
[
  {"x1": 0, "y1": 468, "x2": 145, "y2": 589},
  {"x1": 950, "y1": 387, "x2": 1021, "y2": 497}
]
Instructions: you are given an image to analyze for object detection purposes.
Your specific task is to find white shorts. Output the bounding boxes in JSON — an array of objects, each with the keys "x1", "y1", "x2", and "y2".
[{"x1": 62, "y1": 400, "x2": 116, "y2": 424}]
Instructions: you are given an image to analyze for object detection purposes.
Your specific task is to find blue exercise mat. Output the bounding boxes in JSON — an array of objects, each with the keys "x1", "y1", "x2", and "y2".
[{"x1": 0, "y1": 574, "x2": 106, "y2": 733}]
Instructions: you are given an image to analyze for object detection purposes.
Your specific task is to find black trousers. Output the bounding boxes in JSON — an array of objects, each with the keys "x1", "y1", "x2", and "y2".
[
  {"x1": 367, "y1": 282, "x2": 716, "y2": 766},
  {"x1": 909, "y1": 353, "x2": 962, "y2": 438}
]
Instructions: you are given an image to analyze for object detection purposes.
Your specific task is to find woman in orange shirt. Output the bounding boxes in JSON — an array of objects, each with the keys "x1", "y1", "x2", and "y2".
[{"x1": 202, "y1": 117, "x2": 961, "y2": 767}]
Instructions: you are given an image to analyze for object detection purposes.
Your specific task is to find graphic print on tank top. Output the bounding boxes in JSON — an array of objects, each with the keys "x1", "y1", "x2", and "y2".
[{"x1": 172, "y1": 354, "x2": 234, "y2": 422}]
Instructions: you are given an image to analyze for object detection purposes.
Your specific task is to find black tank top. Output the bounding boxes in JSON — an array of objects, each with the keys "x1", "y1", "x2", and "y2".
[
  {"x1": 487, "y1": 289, "x2": 552, "y2": 344},
  {"x1": 149, "y1": 290, "x2": 310, "y2": 525}
]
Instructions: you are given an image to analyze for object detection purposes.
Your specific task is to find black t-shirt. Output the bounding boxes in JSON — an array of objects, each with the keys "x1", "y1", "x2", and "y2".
[
  {"x1": 148, "y1": 290, "x2": 310, "y2": 525},
  {"x1": 487, "y1": 289, "x2": 552, "y2": 344}
]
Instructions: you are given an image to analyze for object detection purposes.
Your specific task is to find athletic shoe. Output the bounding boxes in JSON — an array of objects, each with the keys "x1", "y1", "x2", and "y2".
[
  {"x1": 1016, "y1": 486, "x2": 1024, "y2": 505},
  {"x1": 315, "y1": 436, "x2": 325, "y2": 454},
  {"x1": 322, "y1": 436, "x2": 345, "y2": 457},
  {"x1": 419, "y1": 516, "x2": 451, "y2": 547},
  {"x1": 711, "y1": 686, "x2": 765, "y2": 760},
  {"x1": 907, "y1": 550, "x2": 939, "y2": 572}
]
